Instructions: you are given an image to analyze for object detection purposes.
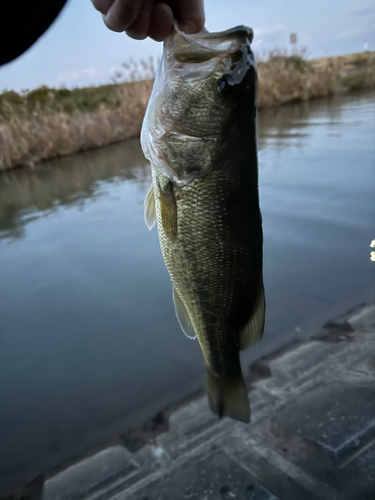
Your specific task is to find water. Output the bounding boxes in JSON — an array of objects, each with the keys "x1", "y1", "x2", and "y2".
[{"x1": 0, "y1": 91, "x2": 374, "y2": 491}]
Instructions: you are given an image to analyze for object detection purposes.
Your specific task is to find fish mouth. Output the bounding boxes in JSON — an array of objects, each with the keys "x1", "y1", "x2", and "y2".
[
  {"x1": 165, "y1": 24, "x2": 253, "y2": 65},
  {"x1": 140, "y1": 24, "x2": 256, "y2": 183}
]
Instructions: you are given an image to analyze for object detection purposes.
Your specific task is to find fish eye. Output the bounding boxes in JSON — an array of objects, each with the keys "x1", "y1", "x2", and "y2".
[{"x1": 218, "y1": 77, "x2": 231, "y2": 93}]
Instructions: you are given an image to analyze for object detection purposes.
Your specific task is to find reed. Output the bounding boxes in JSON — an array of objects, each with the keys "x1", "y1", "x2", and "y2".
[{"x1": 1, "y1": 51, "x2": 374, "y2": 171}]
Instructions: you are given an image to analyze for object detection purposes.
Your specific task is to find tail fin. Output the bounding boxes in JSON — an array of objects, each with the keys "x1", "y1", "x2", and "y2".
[{"x1": 205, "y1": 368, "x2": 250, "y2": 423}]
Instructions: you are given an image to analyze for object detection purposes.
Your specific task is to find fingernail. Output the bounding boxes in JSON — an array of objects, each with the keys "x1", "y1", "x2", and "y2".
[{"x1": 178, "y1": 22, "x2": 199, "y2": 35}]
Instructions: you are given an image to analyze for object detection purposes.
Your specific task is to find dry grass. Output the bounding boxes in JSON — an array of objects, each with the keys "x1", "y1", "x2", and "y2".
[
  {"x1": 257, "y1": 50, "x2": 338, "y2": 107},
  {"x1": 0, "y1": 80, "x2": 153, "y2": 170},
  {"x1": 1, "y1": 51, "x2": 374, "y2": 171},
  {"x1": 257, "y1": 50, "x2": 375, "y2": 107}
]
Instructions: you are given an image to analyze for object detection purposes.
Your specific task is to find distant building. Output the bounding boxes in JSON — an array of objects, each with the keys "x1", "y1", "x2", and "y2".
[{"x1": 364, "y1": 41, "x2": 368, "y2": 51}]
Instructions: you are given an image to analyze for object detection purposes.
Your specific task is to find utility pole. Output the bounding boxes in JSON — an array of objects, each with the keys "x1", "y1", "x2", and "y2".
[{"x1": 290, "y1": 33, "x2": 297, "y2": 45}]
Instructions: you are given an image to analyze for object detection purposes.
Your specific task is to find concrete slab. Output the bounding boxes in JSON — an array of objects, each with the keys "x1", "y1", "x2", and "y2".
[
  {"x1": 8, "y1": 302, "x2": 373, "y2": 500},
  {"x1": 44, "y1": 447, "x2": 137, "y2": 500},
  {"x1": 331, "y1": 441, "x2": 375, "y2": 500},
  {"x1": 274, "y1": 381, "x2": 375, "y2": 454},
  {"x1": 123, "y1": 442, "x2": 276, "y2": 500},
  {"x1": 348, "y1": 304, "x2": 375, "y2": 330}
]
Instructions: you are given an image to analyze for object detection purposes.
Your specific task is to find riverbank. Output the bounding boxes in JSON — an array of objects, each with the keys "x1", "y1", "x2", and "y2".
[
  {"x1": 0, "y1": 51, "x2": 374, "y2": 171},
  {"x1": 4, "y1": 302, "x2": 374, "y2": 500}
]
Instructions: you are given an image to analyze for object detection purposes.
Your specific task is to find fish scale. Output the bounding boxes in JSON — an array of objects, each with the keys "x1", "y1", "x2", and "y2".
[
  {"x1": 153, "y1": 165, "x2": 258, "y2": 374},
  {"x1": 142, "y1": 24, "x2": 265, "y2": 423}
]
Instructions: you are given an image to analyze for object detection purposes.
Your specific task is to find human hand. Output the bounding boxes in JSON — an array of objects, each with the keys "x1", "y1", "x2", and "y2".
[{"x1": 91, "y1": 0, "x2": 205, "y2": 42}]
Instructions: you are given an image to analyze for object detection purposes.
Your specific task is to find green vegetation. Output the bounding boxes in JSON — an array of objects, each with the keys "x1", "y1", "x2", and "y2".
[
  {"x1": 341, "y1": 67, "x2": 375, "y2": 90},
  {"x1": 0, "y1": 51, "x2": 374, "y2": 171},
  {"x1": 0, "y1": 82, "x2": 135, "y2": 119}
]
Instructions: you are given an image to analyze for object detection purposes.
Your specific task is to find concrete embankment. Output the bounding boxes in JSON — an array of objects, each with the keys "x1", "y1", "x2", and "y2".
[{"x1": 4, "y1": 302, "x2": 374, "y2": 500}]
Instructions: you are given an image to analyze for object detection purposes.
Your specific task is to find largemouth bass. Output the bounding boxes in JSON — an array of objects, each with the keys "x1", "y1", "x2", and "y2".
[{"x1": 141, "y1": 24, "x2": 265, "y2": 423}]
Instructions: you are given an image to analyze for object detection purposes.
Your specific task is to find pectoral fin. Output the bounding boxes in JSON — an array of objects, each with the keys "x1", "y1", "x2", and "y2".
[
  {"x1": 239, "y1": 280, "x2": 265, "y2": 350},
  {"x1": 144, "y1": 183, "x2": 156, "y2": 230},
  {"x1": 172, "y1": 286, "x2": 196, "y2": 339},
  {"x1": 159, "y1": 181, "x2": 177, "y2": 239}
]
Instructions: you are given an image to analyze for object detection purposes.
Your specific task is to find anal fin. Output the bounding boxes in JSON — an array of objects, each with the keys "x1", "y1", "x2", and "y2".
[
  {"x1": 172, "y1": 286, "x2": 196, "y2": 339},
  {"x1": 239, "y1": 279, "x2": 265, "y2": 350}
]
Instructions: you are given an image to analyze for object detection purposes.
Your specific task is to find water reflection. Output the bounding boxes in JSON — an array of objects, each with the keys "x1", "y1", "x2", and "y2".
[
  {"x1": 1, "y1": 91, "x2": 369, "y2": 242},
  {"x1": 257, "y1": 93, "x2": 349, "y2": 152},
  {"x1": 0, "y1": 138, "x2": 150, "y2": 240},
  {"x1": 0, "y1": 90, "x2": 374, "y2": 494}
]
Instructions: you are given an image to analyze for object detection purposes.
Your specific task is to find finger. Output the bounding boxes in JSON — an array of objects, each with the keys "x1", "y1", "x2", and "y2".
[
  {"x1": 148, "y1": 2, "x2": 174, "y2": 42},
  {"x1": 168, "y1": 0, "x2": 205, "y2": 34},
  {"x1": 125, "y1": 0, "x2": 153, "y2": 40},
  {"x1": 91, "y1": 0, "x2": 114, "y2": 15},
  {"x1": 103, "y1": 0, "x2": 144, "y2": 32}
]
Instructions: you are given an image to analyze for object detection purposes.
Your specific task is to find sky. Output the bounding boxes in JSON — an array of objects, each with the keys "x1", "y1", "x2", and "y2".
[{"x1": 1, "y1": 0, "x2": 374, "y2": 92}]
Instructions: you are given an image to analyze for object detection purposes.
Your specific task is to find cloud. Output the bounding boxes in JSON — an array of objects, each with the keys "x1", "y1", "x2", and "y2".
[
  {"x1": 337, "y1": 27, "x2": 367, "y2": 39},
  {"x1": 252, "y1": 24, "x2": 287, "y2": 47},
  {"x1": 58, "y1": 68, "x2": 97, "y2": 83},
  {"x1": 56, "y1": 60, "x2": 157, "y2": 88},
  {"x1": 254, "y1": 24, "x2": 286, "y2": 38}
]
